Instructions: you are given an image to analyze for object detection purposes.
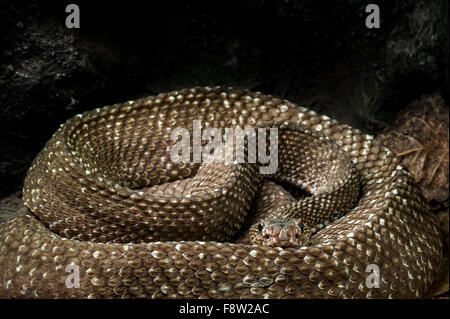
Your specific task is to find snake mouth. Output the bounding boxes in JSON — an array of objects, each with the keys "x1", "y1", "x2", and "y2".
[{"x1": 262, "y1": 235, "x2": 296, "y2": 247}]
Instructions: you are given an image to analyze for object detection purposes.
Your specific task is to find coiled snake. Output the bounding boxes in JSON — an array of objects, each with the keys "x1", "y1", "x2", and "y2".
[{"x1": 0, "y1": 87, "x2": 442, "y2": 298}]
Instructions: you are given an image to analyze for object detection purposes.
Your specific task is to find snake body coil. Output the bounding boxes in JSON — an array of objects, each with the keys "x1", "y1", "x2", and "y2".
[{"x1": 0, "y1": 87, "x2": 442, "y2": 298}]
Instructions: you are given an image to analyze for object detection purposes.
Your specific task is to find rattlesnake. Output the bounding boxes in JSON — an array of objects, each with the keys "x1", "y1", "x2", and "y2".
[{"x1": 0, "y1": 87, "x2": 442, "y2": 298}]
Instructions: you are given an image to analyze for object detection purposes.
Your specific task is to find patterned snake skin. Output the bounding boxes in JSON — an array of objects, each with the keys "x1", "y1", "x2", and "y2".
[{"x1": 0, "y1": 87, "x2": 442, "y2": 298}]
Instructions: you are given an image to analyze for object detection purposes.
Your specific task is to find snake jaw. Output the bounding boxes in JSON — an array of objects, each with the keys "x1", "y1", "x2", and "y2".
[{"x1": 256, "y1": 219, "x2": 312, "y2": 247}]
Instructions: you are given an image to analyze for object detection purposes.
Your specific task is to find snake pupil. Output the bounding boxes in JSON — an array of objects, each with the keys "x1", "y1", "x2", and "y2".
[{"x1": 258, "y1": 222, "x2": 263, "y2": 232}]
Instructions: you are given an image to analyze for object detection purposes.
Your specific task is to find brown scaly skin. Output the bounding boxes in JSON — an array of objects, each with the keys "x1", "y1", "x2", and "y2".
[{"x1": 0, "y1": 86, "x2": 443, "y2": 298}]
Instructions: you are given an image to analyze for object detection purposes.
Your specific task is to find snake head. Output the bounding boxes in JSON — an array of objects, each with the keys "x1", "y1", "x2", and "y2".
[{"x1": 253, "y1": 218, "x2": 312, "y2": 247}]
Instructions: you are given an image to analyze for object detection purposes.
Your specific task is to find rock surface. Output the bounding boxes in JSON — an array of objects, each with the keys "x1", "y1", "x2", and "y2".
[
  {"x1": 0, "y1": 191, "x2": 24, "y2": 223},
  {"x1": 376, "y1": 94, "x2": 449, "y2": 204}
]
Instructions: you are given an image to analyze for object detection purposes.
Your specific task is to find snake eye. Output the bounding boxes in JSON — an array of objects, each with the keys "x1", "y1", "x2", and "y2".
[
  {"x1": 299, "y1": 222, "x2": 304, "y2": 231},
  {"x1": 258, "y1": 222, "x2": 263, "y2": 232}
]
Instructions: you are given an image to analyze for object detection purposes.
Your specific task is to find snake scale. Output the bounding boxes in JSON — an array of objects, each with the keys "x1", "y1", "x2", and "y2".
[{"x1": 0, "y1": 87, "x2": 442, "y2": 298}]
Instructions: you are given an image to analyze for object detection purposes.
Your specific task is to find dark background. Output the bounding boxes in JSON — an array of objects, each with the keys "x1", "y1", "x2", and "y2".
[{"x1": 0, "y1": 0, "x2": 448, "y2": 196}]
